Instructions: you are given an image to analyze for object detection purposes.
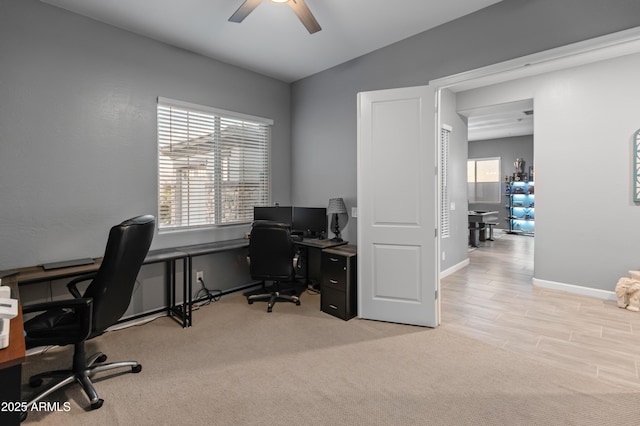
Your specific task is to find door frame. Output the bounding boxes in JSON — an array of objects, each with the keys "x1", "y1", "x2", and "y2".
[{"x1": 429, "y1": 26, "x2": 640, "y2": 294}]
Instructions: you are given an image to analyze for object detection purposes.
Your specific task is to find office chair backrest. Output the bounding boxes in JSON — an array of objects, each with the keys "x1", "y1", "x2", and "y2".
[
  {"x1": 249, "y1": 221, "x2": 296, "y2": 281},
  {"x1": 83, "y1": 215, "x2": 155, "y2": 334}
]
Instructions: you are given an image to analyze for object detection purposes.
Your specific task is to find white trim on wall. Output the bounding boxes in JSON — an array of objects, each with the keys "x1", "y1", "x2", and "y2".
[
  {"x1": 440, "y1": 258, "x2": 470, "y2": 279},
  {"x1": 533, "y1": 278, "x2": 617, "y2": 302},
  {"x1": 430, "y1": 27, "x2": 640, "y2": 92}
]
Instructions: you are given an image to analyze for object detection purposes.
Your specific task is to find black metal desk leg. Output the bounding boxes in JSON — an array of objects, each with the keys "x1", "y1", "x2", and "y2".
[
  {"x1": 303, "y1": 246, "x2": 310, "y2": 287},
  {"x1": 166, "y1": 260, "x2": 175, "y2": 318},
  {"x1": 184, "y1": 257, "x2": 192, "y2": 327},
  {"x1": 166, "y1": 258, "x2": 190, "y2": 328}
]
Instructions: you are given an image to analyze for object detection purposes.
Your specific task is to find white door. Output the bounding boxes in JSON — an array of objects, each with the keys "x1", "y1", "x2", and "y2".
[{"x1": 357, "y1": 85, "x2": 439, "y2": 327}]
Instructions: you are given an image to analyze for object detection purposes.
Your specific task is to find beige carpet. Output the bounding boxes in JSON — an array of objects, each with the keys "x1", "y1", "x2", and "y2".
[{"x1": 21, "y1": 291, "x2": 640, "y2": 425}]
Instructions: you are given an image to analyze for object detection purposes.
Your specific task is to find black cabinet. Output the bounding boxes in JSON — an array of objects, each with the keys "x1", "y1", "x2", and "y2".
[{"x1": 321, "y1": 245, "x2": 357, "y2": 320}]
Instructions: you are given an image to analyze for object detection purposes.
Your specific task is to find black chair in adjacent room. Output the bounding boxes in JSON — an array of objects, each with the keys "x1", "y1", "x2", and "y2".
[
  {"x1": 245, "y1": 221, "x2": 301, "y2": 312},
  {"x1": 21, "y1": 215, "x2": 155, "y2": 418}
]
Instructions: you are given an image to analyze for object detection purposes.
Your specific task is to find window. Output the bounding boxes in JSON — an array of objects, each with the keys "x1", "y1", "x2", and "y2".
[
  {"x1": 440, "y1": 125, "x2": 451, "y2": 238},
  {"x1": 467, "y1": 157, "x2": 501, "y2": 203},
  {"x1": 157, "y1": 98, "x2": 271, "y2": 230}
]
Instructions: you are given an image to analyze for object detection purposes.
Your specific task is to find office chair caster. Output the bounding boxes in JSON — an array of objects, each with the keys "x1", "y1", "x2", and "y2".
[
  {"x1": 91, "y1": 399, "x2": 104, "y2": 410},
  {"x1": 29, "y1": 377, "x2": 44, "y2": 388},
  {"x1": 132, "y1": 364, "x2": 142, "y2": 373}
]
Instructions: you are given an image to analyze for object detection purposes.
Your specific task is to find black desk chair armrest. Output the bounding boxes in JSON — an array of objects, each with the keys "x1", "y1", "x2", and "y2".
[
  {"x1": 22, "y1": 298, "x2": 94, "y2": 344},
  {"x1": 67, "y1": 273, "x2": 98, "y2": 298}
]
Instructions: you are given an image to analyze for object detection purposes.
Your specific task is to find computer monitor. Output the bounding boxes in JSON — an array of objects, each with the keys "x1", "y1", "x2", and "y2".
[
  {"x1": 292, "y1": 207, "x2": 327, "y2": 238},
  {"x1": 253, "y1": 206, "x2": 293, "y2": 226}
]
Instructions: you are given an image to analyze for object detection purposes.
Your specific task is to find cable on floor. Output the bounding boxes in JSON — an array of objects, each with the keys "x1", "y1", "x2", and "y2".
[{"x1": 194, "y1": 277, "x2": 222, "y2": 306}]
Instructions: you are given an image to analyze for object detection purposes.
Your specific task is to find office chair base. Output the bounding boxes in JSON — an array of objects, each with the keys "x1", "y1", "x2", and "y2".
[
  {"x1": 247, "y1": 291, "x2": 300, "y2": 312},
  {"x1": 22, "y1": 350, "x2": 142, "y2": 419}
]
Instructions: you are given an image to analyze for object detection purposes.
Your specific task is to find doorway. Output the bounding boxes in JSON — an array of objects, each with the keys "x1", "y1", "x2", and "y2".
[
  {"x1": 433, "y1": 27, "x2": 640, "y2": 299},
  {"x1": 463, "y1": 99, "x2": 535, "y2": 248}
]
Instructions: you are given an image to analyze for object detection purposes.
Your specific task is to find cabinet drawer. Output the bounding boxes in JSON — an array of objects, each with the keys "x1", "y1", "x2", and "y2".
[
  {"x1": 322, "y1": 253, "x2": 347, "y2": 289},
  {"x1": 321, "y1": 287, "x2": 348, "y2": 320}
]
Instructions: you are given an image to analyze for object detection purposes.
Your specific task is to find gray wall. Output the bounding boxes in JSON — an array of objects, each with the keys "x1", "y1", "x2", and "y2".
[
  {"x1": 468, "y1": 135, "x2": 535, "y2": 229},
  {"x1": 0, "y1": 0, "x2": 291, "y2": 314},
  {"x1": 291, "y1": 0, "x2": 640, "y2": 272},
  {"x1": 0, "y1": 0, "x2": 291, "y2": 269}
]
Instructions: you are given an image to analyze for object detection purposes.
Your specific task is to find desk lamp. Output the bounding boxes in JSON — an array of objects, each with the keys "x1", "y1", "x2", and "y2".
[{"x1": 327, "y1": 198, "x2": 348, "y2": 242}]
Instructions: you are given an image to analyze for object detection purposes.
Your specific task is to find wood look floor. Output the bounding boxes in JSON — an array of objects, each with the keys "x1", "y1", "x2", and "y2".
[{"x1": 440, "y1": 232, "x2": 640, "y2": 390}]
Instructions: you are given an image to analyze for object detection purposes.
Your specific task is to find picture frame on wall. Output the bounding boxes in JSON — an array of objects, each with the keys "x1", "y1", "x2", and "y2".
[{"x1": 634, "y1": 129, "x2": 640, "y2": 202}]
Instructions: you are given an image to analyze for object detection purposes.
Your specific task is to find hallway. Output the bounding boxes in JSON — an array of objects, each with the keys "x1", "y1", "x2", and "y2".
[{"x1": 441, "y1": 232, "x2": 640, "y2": 389}]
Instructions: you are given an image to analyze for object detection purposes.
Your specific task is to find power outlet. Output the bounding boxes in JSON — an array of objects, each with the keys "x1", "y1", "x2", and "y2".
[{"x1": 196, "y1": 271, "x2": 204, "y2": 282}]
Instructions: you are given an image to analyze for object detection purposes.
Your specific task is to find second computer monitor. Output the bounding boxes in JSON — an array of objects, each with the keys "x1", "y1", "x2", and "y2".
[
  {"x1": 253, "y1": 206, "x2": 293, "y2": 225},
  {"x1": 292, "y1": 207, "x2": 327, "y2": 238}
]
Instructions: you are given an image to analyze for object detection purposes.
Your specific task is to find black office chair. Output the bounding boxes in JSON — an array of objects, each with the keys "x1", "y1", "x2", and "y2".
[
  {"x1": 245, "y1": 221, "x2": 301, "y2": 312},
  {"x1": 21, "y1": 215, "x2": 155, "y2": 417}
]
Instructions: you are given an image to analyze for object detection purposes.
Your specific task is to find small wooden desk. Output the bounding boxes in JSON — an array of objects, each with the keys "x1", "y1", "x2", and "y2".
[
  {"x1": 0, "y1": 277, "x2": 26, "y2": 426},
  {"x1": 6, "y1": 249, "x2": 192, "y2": 327},
  {"x1": 2, "y1": 239, "x2": 251, "y2": 329}
]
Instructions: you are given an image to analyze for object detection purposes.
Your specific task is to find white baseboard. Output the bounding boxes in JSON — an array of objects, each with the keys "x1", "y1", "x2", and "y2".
[
  {"x1": 532, "y1": 278, "x2": 617, "y2": 301},
  {"x1": 440, "y1": 258, "x2": 470, "y2": 279}
]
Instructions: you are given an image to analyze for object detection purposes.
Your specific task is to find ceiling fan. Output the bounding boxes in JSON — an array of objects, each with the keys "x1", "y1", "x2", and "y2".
[{"x1": 229, "y1": 0, "x2": 322, "y2": 34}]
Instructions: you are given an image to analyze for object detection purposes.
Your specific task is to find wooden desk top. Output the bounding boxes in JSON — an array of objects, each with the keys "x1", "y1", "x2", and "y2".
[
  {"x1": 1, "y1": 239, "x2": 251, "y2": 286},
  {"x1": 323, "y1": 244, "x2": 357, "y2": 257},
  {"x1": 0, "y1": 277, "x2": 26, "y2": 370},
  {"x1": 7, "y1": 260, "x2": 102, "y2": 286},
  {"x1": 179, "y1": 238, "x2": 249, "y2": 257},
  {"x1": 297, "y1": 238, "x2": 347, "y2": 249}
]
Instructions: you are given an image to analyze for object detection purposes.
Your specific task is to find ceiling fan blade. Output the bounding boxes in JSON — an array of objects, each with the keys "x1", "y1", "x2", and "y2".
[
  {"x1": 229, "y1": 0, "x2": 263, "y2": 23},
  {"x1": 287, "y1": 0, "x2": 321, "y2": 34}
]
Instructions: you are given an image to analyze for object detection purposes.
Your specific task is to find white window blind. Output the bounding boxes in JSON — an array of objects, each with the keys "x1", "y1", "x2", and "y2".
[
  {"x1": 157, "y1": 98, "x2": 271, "y2": 230},
  {"x1": 440, "y1": 125, "x2": 451, "y2": 238}
]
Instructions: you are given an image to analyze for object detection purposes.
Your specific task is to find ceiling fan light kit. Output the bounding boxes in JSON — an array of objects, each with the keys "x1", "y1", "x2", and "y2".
[{"x1": 229, "y1": 0, "x2": 322, "y2": 34}]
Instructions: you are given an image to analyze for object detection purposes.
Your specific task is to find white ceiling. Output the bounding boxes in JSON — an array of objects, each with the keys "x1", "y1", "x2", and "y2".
[
  {"x1": 40, "y1": 0, "x2": 503, "y2": 83},
  {"x1": 462, "y1": 100, "x2": 534, "y2": 141}
]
